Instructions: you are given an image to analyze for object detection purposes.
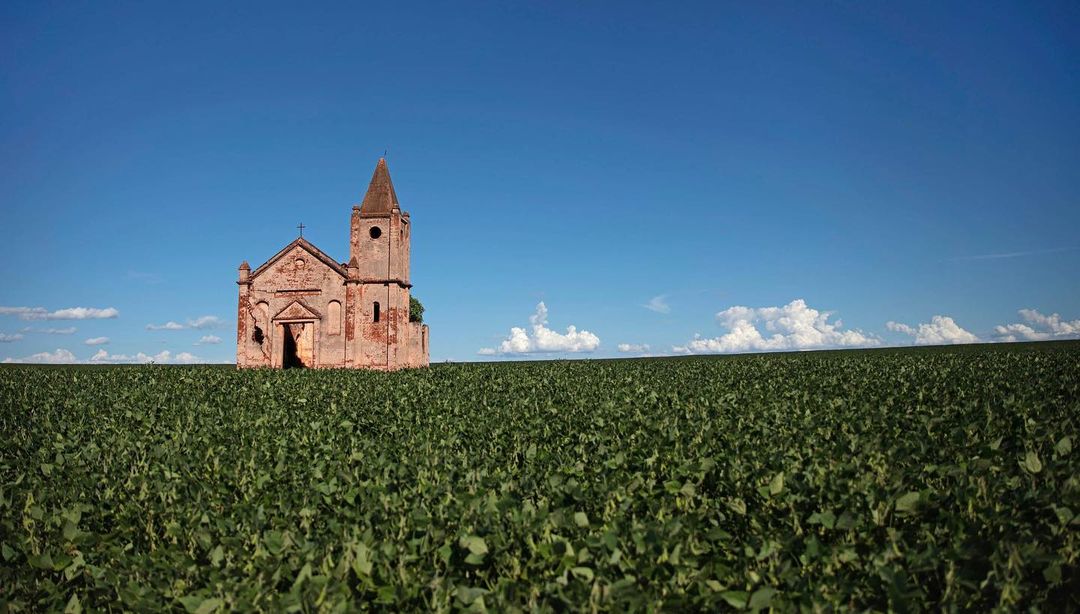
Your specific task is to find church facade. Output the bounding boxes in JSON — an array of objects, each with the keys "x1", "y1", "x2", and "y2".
[{"x1": 235, "y1": 158, "x2": 429, "y2": 369}]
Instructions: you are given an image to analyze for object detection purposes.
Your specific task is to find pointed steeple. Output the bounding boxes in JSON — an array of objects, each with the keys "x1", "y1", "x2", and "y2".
[{"x1": 359, "y1": 158, "x2": 399, "y2": 215}]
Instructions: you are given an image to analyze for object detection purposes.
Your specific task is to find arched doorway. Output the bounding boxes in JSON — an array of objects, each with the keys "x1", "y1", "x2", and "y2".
[{"x1": 281, "y1": 321, "x2": 314, "y2": 368}]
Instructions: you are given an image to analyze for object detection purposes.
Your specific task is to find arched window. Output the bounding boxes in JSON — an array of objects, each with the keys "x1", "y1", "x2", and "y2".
[
  {"x1": 373, "y1": 302, "x2": 380, "y2": 323},
  {"x1": 327, "y1": 301, "x2": 341, "y2": 335}
]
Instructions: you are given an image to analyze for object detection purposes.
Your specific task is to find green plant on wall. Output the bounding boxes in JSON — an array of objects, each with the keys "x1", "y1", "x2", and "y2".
[{"x1": 410, "y1": 296, "x2": 424, "y2": 323}]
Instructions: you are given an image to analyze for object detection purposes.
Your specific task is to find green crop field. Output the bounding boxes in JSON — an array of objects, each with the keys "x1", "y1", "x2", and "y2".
[{"x1": 1, "y1": 342, "x2": 1078, "y2": 611}]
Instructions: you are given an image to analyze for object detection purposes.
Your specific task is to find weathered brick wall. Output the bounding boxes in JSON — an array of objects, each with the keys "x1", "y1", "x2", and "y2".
[{"x1": 237, "y1": 243, "x2": 347, "y2": 368}]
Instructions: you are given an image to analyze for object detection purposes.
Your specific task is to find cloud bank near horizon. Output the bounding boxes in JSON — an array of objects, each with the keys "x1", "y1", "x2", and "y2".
[
  {"x1": 479, "y1": 302, "x2": 600, "y2": 355},
  {"x1": 0, "y1": 306, "x2": 119, "y2": 321},
  {"x1": 2, "y1": 348, "x2": 203, "y2": 364},
  {"x1": 886, "y1": 316, "x2": 979, "y2": 345},
  {"x1": 994, "y1": 309, "x2": 1080, "y2": 342},
  {"x1": 673, "y1": 299, "x2": 878, "y2": 354}
]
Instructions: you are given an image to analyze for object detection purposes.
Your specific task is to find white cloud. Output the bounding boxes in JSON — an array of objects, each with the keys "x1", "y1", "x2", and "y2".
[
  {"x1": 196, "y1": 335, "x2": 222, "y2": 345},
  {"x1": 617, "y1": 343, "x2": 650, "y2": 353},
  {"x1": 2, "y1": 348, "x2": 78, "y2": 364},
  {"x1": 89, "y1": 349, "x2": 201, "y2": 364},
  {"x1": 994, "y1": 308, "x2": 1080, "y2": 342},
  {"x1": 674, "y1": 299, "x2": 879, "y2": 354},
  {"x1": 21, "y1": 326, "x2": 77, "y2": 334},
  {"x1": 483, "y1": 302, "x2": 600, "y2": 355},
  {"x1": 643, "y1": 295, "x2": 671, "y2": 314},
  {"x1": 147, "y1": 316, "x2": 223, "y2": 331},
  {"x1": 0, "y1": 333, "x2": 24, "y2": 342},
  {"x1": 886, "y1": 316, "x2": 979, "y2": 345},
  {"x1": 0, "y1": 306, "x2": 118, "y2": 321},
  {"x1": 84, "y1": 337, "x2": 110, "y2": 345},
  {"x1": 884, "y1": 321, "x2": 916, "y2": 336},
  {"x1": 476, "y1": 348, "x2": 497, "y2": 356},
  {"x1": 189, "y1": 316, "x2": 223, "y2": 329}
]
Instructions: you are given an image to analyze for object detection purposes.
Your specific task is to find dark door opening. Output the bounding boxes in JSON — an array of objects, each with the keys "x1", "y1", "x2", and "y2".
[{"x1": 282, "y1": 323, "x2": 304, "y2": 369}]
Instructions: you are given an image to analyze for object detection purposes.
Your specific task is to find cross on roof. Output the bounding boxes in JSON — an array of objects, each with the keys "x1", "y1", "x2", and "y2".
[{"x1": 297, "y1": 223, "x2": 305, "y2": 237}]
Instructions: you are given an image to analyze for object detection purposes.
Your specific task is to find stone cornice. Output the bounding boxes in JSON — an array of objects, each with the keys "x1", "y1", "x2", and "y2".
[
  {"x1": 350, "y1": 278, "x2": 412, "y2": 288},
  {"x1": 354, "y1": 210, "x2": 405, "y2": 219}
]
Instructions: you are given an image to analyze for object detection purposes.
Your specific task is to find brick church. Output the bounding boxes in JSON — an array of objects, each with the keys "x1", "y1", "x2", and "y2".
[{"x1": 236, "y1": 158, "x2": 429, "y2": 369}]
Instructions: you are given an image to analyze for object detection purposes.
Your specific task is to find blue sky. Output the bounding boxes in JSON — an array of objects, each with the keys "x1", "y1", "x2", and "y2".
[{"x1": 1, "y1": 1, "x2": 1078, "y2": 363}]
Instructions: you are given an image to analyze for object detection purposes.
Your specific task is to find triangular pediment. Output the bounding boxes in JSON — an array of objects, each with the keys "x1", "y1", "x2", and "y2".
[
  {"x1": 249, "y1": 237, "x2": 346, "y2": 281},
  {"x1": 273, "y1": 299, "x2": 322, "y2": 321}
]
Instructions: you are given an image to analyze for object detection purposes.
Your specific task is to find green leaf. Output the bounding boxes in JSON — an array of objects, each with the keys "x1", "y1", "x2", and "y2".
[
  {"x1": 728, "y1": 498, "x2": 747, "y2": 516},
  {"x1": 456, "y1": 586, "x2": 488, "y2": 605},
  {"x1": 895, "y1": 491, "x2": 920, "y2": 513},
  {"x1": 352, "y1": 543, "x2": 373, "y2": 576},
  {"x1": 720, "y1": 590, "x2": 749, "y2": 609},
  {"x1": 193, "y1": 598, "x2": 223, "y2": 614},
  {"x1": 209, "y1": 545, "x2": 224, "y2": 567},
  {"x1": 571, "y1": 566, "x2": 594, "y2": 582},
  {"x1": 1023, "y1": 450, "x2": 1043, "y2": 474},
  {"x1": 574, "y1": 511, "x2": 590, "y2": 527},
  {"x1": 263, "y1": 530, "x2": 285, "y2": 555},
  {"x1": 291, "y1": 563, "x2": 312, "y2": 592},
  {"x1": 1055, "y1": 436, "x2": 1071, "y2": 456},
  {"x1": 1043, "y1": 562, "x2": 1062, "y2": 584},
  {"x1": 1053, "y1": 505, "x2": 1074, "y2": 525},
  {"x1": 459, "y1": 535, "x2": 488, "y2": 556},
  {"x1": 809, "y1": 510, "x2": 836, "y2": 529},
  {"x1": 64, "y1": 593, "x2": 82, "y2": 614},
  {"x1": 749, "y1": 587, "x2": 777, "y2": 611},
  {"x1": 29, "y1": 552, "x2": 54, "y2": 569},
  {"x1": 768, "y1": 472, "x2": 784, "y2": 496},
  {"x1": 179, "y1": 595, "x2": 204, "y2": 613},
  {"x1": 375, "y1": 586, "x2": 397, "y2": 604}
]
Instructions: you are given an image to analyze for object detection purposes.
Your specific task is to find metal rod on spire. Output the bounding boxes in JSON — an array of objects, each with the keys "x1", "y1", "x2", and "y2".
[{"x1": 297, "y1": 223, "x2": 305, "y2": 237}]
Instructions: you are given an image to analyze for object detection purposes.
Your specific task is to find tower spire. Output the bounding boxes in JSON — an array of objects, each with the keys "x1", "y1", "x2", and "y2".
[{"x1": 359, "y1": 157, "x2": 399, "y2": 215}]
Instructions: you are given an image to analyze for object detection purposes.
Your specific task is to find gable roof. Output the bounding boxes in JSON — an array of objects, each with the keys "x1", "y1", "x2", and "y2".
[
  {"x1": 249, "y1": 236, "x2": 347, "y2": 281},
  {"x1": 358, "y1": 157, "x2": 399, "y2": 216}
]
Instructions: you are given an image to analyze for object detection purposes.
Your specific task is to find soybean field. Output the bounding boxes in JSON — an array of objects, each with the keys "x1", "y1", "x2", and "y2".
[{"x1": 1, "y1": 342, "x2": 1078, "y2": 611}]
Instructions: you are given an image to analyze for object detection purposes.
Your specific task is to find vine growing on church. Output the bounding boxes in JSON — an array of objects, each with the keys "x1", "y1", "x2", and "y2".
[{"x1": 410, "y1": 296, "x2": 424, "y2": 323}]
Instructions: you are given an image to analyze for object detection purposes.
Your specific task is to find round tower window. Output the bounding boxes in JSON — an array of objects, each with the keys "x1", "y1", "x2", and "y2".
[{"x1": 369, "y1": 227, "x2": 382, "y2": 239}]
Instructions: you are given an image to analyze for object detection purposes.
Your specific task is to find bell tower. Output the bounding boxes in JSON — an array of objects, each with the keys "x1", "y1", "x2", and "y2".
[{"x1": 347, "y1": 158, "x2": 415, "y2": 368}]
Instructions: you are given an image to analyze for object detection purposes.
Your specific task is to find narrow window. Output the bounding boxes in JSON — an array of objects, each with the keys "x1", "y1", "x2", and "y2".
[
  {"x1": 328, "y1": 301, "x2": 341, "y2": 335},
  {"x1": 373, "y1": 302, "x2": 380, "y2": 323}
]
